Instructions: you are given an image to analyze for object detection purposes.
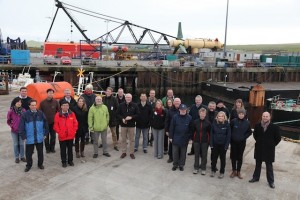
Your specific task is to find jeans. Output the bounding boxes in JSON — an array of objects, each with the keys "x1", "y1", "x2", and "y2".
[
  {"x1": 11, "y1": 132, "x2": 25, "y2": 159},
  {"x1": 93, "y1": 130, "x2": 108, "y2": 155},
  {"x1": 134, "y1": 128, "x2": 149, "y2": 150},
  {"x1": 152, "y1": 128, "x2": 164, "y2": 158}
]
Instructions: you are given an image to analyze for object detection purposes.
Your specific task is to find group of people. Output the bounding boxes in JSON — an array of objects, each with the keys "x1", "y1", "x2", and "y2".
[{"x1": 6, "y1": 86, "x2": 281, "y2": 189}]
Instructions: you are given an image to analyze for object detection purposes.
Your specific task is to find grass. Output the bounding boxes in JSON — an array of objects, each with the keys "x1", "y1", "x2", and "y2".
[{"x1": 227, "y1": 43, "x2": 300, "y2": 53}]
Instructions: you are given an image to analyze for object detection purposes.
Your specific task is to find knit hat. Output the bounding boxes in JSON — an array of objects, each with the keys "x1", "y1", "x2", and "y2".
[{"x1": 237, "y1": 108, "x2": 246, "y2": 115}]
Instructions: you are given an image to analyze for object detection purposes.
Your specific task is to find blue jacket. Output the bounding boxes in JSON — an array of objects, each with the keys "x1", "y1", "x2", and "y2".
[
  {"x1": 19, "y1": 110, "x2": 49, "y2": 144},
  {"x1": 210, "y1": 121, "x2": 231, "y2": 149},
  {"x1": 169, "y1": 114, "x2": 193, "y2": 146}
]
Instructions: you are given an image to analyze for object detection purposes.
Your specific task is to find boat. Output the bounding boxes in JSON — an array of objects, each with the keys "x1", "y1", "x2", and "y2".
[{"x1": 267, "y1": 94, "x2": 300, "y2": 139}]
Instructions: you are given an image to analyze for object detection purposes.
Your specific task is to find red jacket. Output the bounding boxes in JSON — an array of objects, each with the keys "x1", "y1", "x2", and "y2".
[{"x1": 53, "y1": 110, "x2": 78, "y2": 141}]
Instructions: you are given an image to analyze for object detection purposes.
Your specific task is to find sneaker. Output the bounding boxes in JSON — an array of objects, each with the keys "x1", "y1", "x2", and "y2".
[
  {"x1": 24, "y1": 167, "x2": 31, "y2": 172},
  {"x1": 68, "y1": 161, "x2": 74, "y2": 166},
  {"x1": 130, "y1": 154, "x2": 135, "y2": 159},
  {"x1": 210, "y1": 171, "x2": 215, "y2": 177},
  {"x1": 143, "y1": 149, "x2": 147, "y2": 153},
  {"x1": 15, "y1": 158, "x2": 20, "y2": 163},
  {"x1": 218, "y1": 173, "x2": 224, "y2": 179},
  {"x1": 38, "y1": 165, "x2": 44, "y2": 170},
  {"x1": 167, "y1": 158, "x2": 173, "y2": 163},
  {"x1": 179, "y1": 167, "x2": 184, "y2": 171},
  {"x1": 172, "y1": 166, "x2": 177, "y2": 171},
  {"x1": 114, "y1": 146, "x2": 119, "y2": 151},
  {"x1": 93, "y1": 154, "x2": 98, "y2": 158},
  {"x1": 193, "y1": 169, "x2": 199, "y2": 174},
  {"x1": 103, "y1": 153, "x2": 111, "y2": 157},
  {"x1": 21, "y1": 158, "x2": 26, "y2": 162},
  {"x1": 120, "y1": 153, "x2": 127, "y2": 158},
  {"x1": 201, "y1": 170, "x2": 206, "y2": 175},
  {"x1": 62, "y1": 163, "x2": 67, "y2": 168}
]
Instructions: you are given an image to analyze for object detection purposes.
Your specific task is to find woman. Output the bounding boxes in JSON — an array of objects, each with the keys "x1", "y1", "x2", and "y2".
[
  {"x1": 151, "y1": 100, "x2": 167, "y2": 159},
  {"x1": 165, "y1": 99, "x2": 173, "y2": 110},
  {"x1": 164, "y1": 98, "x2": 173, "y2": 154},
  {"x1": 210, "y1": 111, "x2": 231, "y2": 179},
  {"x1": 73, "y1": 97, "x2": 88, "y2": 158},
  {"x1": 230, "y1": 108, "x2": 251, "y2": 179},
  {"x1": 7, "y1": 97, "x2": 26, "y2": 163},
  {"x1": 230, "y1": 99, "x2": 247, "y2": 120}
]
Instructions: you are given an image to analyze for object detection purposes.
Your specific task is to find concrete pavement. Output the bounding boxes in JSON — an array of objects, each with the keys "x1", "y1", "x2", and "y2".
[{"x1": 0, "y1": 91, "x2": 299, "y2": 200}]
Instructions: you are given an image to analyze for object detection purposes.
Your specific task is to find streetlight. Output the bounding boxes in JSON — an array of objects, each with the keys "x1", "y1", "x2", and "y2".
[
  {"x1": 223, "y1": 0, "x2": 229, "y2": 58},
  {"x1": 104, "y1": 20, "x2": 110, "y2": 60}
]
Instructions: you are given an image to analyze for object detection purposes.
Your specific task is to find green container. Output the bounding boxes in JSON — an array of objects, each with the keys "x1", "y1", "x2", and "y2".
[{"x1": 166, "y1": 54, "x2": 177, "y2": 61}]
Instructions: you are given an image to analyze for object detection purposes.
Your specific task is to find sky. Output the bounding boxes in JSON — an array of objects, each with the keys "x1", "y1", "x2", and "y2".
[{"x1": 1, "y1": 0, "x2": 299, "y2": 45}]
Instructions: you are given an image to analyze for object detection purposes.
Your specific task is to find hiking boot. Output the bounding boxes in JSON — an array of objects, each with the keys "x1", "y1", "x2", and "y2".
[
  {"x1": 130, "y1": 154, "x2": 135, "y2": 159},
  {"x1": 120, "y1": 153, "x2": 126, "y2": 158},
  {"x1": 230, "y1": 171, "x2": 237, "y2": 178},
  {"x1": 237, "y1": 171, "x2": 243, "y2": 179}
]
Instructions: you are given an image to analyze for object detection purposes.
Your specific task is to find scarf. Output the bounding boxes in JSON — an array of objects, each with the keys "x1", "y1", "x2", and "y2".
[
  {"x1": 155, "y1": 108, "x2": 163, "y2": 116},
  {"x1": 261, "y1": 121, "x2": 270, "y2": 132},
  {"x1": 84, "y1": 90, "x2": 93, "y2": 95},
  {"x1": 13, "y1": 106, "x2": 23, "y2": 116}
]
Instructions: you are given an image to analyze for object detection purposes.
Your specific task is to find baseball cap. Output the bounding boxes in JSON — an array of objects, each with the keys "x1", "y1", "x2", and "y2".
[{"x1": 179, "y1": 104, "x2": 188, "y2": 110}]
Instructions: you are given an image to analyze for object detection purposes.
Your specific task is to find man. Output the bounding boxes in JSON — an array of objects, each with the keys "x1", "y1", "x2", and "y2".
[
  {"x1": 53, "y1": 101, "x2": 78, "y2": 167},
  {"x1": 216, "y1": 99, "x2": 230, "y2": 119},
  {"x1": 11, "y1": 87, "x2": 32, "y2": 110},
  {"x1": 116, "y1": 88, "x2": 125, "y2": 141},
  {"x1": 59, "y1": 88, "x2": 77, "y2": 111},
  {"x1": 161, "y1": 89, "x2": 175, "y2": 107},
  {"x1": 169, "y1": 104, "x2": 193, "y2": 171},
  {"x1": 117, "y1": 93, "x2": 140, "y2": 159},
  {"x1": 103, "y1": 87, "x2": 119, "y2": 151},
  {"x1": 134, "y1": 93, "x2": 152, "y2": 153},
  {"x1": 165, "y1": 97, "x2": 181, "y2": 163},
  {"x1": 249, "y1": 112, "x2": 281, "y2": 189},
  {"x1": 207, "y1": 101, "x2": 217, "y2": 124},
  {"x1": 19, "y1": 99, "x2": 49, "y2": 172},
  {"x1": 88, "y1": 96, "x2": 111, "y2": 158},
  {"x1": 81, "y1": 84, "x2": 96, "y2": 144},
  {"x1": 40, "y1": 88, "x2": 60, "y2": 153},
  {"x1": 188, "y1": 95, "x2": 208, "y2": 155},
  {"x1": 147, "y1": 89, "x2": 157, "y2": 146}
]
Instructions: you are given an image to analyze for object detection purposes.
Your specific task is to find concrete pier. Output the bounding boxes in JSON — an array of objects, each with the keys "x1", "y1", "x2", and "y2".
[{"x1": 0, "y1": 92, "x2": 299, "y2": 200}]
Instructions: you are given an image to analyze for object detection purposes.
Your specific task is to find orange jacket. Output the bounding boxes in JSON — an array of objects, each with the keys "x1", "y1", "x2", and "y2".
[{"x1": 53, "y1": 111, "x2": 78, "y2": 141}]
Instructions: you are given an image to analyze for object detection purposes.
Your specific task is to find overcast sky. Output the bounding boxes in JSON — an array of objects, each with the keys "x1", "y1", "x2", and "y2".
[{"x1": 1, "y1": 0, "x2": 299, "y2": 45}]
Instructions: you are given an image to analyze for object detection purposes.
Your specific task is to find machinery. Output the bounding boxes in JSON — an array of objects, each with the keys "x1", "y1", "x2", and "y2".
[
  {"x1": 170, "y1": 22, "x2": 224, "y2": 54},
  {"x1": 111, "y1": 45, "x2": 132, "y2": 60}
]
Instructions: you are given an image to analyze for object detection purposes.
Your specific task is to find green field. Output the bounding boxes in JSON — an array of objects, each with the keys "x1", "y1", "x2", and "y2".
[{"x1": 227, "y1": 43, "x2": 300, "y2": 53}]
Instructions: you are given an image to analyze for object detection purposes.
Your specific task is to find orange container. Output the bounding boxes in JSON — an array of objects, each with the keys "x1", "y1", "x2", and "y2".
[{"x1": 27, "y1": 82, "x2": 74, "y2": 108}]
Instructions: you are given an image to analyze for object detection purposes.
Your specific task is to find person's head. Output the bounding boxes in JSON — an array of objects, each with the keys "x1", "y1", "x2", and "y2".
[
  {"x1": 216, "y1": 100, "x2": 225, "y2": 108},
  {"x1": 166, "y1": 99, "x2": 173, "y2": 108},
  {"x1": 95, "y1": 96, "x2": 103, "y2": 105},
  {"x1": 208, "y1": 101, "x2": 216, "y2": 111},
  {"x1": 77, "y1": 97, "x2": 87, "y2": 111},
  {"x1": 262, "y1": 111, "x2": 271, "y2": 123},
  {"x1": 199, "y1": 108, "x2": 207, "y2": 120},
  {"x1": 155, "y1": 99, "x2": 163, "y2": 109},
  {"x1": 216, "y1": 111, "x2": 227, "y2": 123},
  {"x1": 85, "y1": 84, "x2": 93, "y2": 94},
  {"x1": 60, "y1": 100, "x2": 70, "y2": 112},
  {"x1": 179, "y1": 104, "x2": 188, "y2": 115},
  {"x1": 64, "y1": 88, "x2": 71, "y2": 98},
  {"x1": 125, "y1": 93, "x2": 132, "y2": 104},
  {"x1": 166, "y1": 89, "x2": 173, "y2": 98},
  {"x1": 12, "y1": 97, "x2": 22, "y2": 108},
  {"x1": 19, "y1": 87, "x2": 27, "y2": 98},
  {"x1": 46, "y1": 88, "x2": 54, "y2": 99},
  {"x1": 118, "y1": 88, "x2": 124, "y2": 97},
  {"x1": 140, "y1": 93, "x2": 147, "y2": 102},
  {"x1": 195, "y1": 95, "x2": 203, "y2": 106},
  {"x1": 234, "y1": 99, "x2": 244, "y2": 109},
  {"x1": 106, "y1": 87, "x2": 113, "y2": 97},
  {"x1": 237, "y1": 108, "x2": 246, "y2": 120},
  {"x1": 29, "y1": 99, "x2": 37, "y2": 112},
  {"x1": 149, "y1": 89, "x2": 155, "y2": 98},
  {"x1": 173, "y1": 98, "x2": 181, "y2": 108}
]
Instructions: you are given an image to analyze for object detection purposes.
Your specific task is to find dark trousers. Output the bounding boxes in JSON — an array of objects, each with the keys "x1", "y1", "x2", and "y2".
[
  {"x1": 230, "y1": 140, "x2": 246, "y2": 171},
  {"x1": 168, "y1": 141, "x2": 173, "y2": 159},
  {"x1": 211, "y1": 144, "x2": 227, "y2": 174},
  {"x1": 172, "y1": 144, "x2": 187, "y2": 167},
  {"x1": 194, "y1": 142, "x2": 209, "y2": 170},
  {"x1": 190, "y1": 143, "x2": 194, "y2": 154},
  {"x1": 26, "y1": 143, "x2": 43, "y2": 168},
  {"x1": 253, "y1": 160, "x2": 274, "y2": 184},
  {"x1": 59, "y1": 140, "x2": 73, "y2": 164},
  {"x1": 44, "y1": 123, "x2": 56, "y2": 151},
  {"x1": 116, "y1": 123, "x2": 120, "y2": 141},
  {"x1": 164, "y1": 133, "x2": 168, "y2": 151},
  {"x1": 148, "y1": 127, "x2": 154, "y2": 144},
  {"x1": 75, "y1": 130, "x2": 85, "y2": 153}
]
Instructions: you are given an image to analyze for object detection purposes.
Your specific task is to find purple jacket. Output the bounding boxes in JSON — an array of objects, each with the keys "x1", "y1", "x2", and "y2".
[{"x1": 7, "y1": 108, "x2": 26, "y2": 133}]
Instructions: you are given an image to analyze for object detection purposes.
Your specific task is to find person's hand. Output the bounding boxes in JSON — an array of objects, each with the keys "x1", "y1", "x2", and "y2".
[
  {"x1": 122, "y1": 119, "x2": 127, "y2": 124},
  {"x1": 165, "y1": 132, "x2": 169, "y2": 136},
  {"x1": 125, "y1": 116, "x2": 132, "y2": 120},
  {"x1": 169, "y1": 139, "x2": 172, "y2": 143}
]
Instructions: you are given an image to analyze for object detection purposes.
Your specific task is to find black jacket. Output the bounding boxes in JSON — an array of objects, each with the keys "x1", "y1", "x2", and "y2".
[
  {"x1": 230, "y1": 118, "x2": 251, "y2": 142},
  {"x1": 59, "y1": 96, "x2": 77, "y2": 111},
  {"x1": 11, "y1": 96, "x2": 32, "y2": 111},
  {"x1": 150, "y1": 109, "x2": 167, "y2": 130},
  {"x1": 189, "y1": 104, "x2": 208, "y2": 120},
  {"x1": 117, "y1": 102, "x2": 140, "y2": 127},
  {"x1": 165, "y1": 106, "x2": 180, "y2": 132},
  {"x1": 73, "y1": 105, "x2": 88, "y2": 134},
  {"x1": 192, "y1": 118, "x2": 211, "y2": 143},
  {"x1": 103, "y1": 95, "x2": 119, "y2": 127},
  {"x1": 136, "y1": 102, "x2": 152, "y2": 128},
  {"x1": 253, "y1": 122, "x2": 281, "y2": 162},
  {"x1": 210, "y1": 121, "x2": 231, "y2": 149},
  {"x1": 81, "y1": 93, "x2": 96, "y2": 110},
  {"x1": 169, "y1": 114, "x2": 193, "y2": 146}
]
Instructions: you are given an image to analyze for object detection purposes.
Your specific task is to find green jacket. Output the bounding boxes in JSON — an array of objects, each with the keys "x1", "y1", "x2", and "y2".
[{"x1": 88, "y1": 103, "x2": 109, "y2": 132}]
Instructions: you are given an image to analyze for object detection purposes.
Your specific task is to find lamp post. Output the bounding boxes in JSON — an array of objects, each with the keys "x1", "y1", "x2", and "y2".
[
  {"x1": 104, "y1": 20, "x2": 110, "y2": 60},
  {"x1": 223, "y1": 0, "x2": 229, "y2": 58}
]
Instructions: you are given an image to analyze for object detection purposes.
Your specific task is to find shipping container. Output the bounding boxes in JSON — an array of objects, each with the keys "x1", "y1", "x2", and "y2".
[{"x1": 11, "y1": 50, "x2": 30, "y2": 65}]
